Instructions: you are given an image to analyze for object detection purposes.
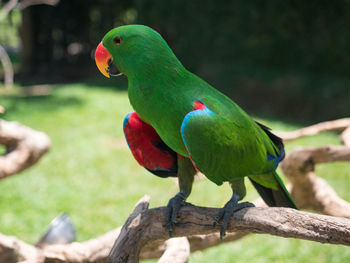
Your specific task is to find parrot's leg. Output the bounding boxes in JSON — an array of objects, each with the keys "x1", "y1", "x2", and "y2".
[
  {"x1": 214, "y1": 179, "x2": 255, "y2": 240},
  {"x1": 165, "y1": 156, "x2": 196, "y2": 237}
]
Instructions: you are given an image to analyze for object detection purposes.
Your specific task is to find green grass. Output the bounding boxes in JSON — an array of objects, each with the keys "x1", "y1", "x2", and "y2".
[{"x1": 0, "y1": 82, "x2": 349, "y2": 262}]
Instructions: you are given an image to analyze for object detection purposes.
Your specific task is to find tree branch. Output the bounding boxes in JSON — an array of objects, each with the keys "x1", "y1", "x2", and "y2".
[
  {"x1": 341, "y1": 126, "x2": 350, "y2": 147},
  {"x1": 107, "y1": 199, "x2": 350, "y2": 263},
  {"x1": 157, "y1": 237, "x2": 190, "y2": 263},
  {"x1": 281, "y1": 145, "x2": 350, "y2": 217},
  {"x1": 0, "y1": 0, "x2": 18, "y2": 21},
  {"x1": 0, "y1": 194, "x2": 349, "y2": 263},
  {"x1": 17, "y1": 0, "x2": 59, "y2": 10},
  {"x1": 0, "y1": 45, "x2": 14, "y2": 89},
  {"x1": 276, "y1": 118, "x2": 350, "y2": 141},
  {"x1": 0, "y1": 119, "x2": 51, "y2": 179}
]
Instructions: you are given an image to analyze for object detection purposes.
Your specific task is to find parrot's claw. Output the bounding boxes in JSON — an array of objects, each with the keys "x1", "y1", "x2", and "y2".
[
  {"x1": 213, "y1": 194, "x2": 254, "y2": 240},
  {"x1": 165, "y1": 192, "x2": 187, "y2": 237}
]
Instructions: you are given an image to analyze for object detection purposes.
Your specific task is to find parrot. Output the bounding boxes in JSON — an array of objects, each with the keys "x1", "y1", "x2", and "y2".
[{"x1": 95, "y1": 25, "x2": 297, "y2": 239}]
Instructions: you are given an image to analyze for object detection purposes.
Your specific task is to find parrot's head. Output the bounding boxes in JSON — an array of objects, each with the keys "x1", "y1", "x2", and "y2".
[{"x1": 95, "y1": 25, "x2": 183, "y2": 78}]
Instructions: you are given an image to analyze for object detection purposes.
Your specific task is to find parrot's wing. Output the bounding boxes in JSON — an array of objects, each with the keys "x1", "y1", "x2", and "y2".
[
  {"x1": 123, "y1": 111, "x2": 177, "y2": 178},
  {"x1": 180, "y1": 102, "x2": 297, "y2": 208},
  {"x1": 255, "y1": 121, "x2": 285, "y2": 162},
  {"x1": 180, "y1": 101, "x2": 278, "y2": 186}
]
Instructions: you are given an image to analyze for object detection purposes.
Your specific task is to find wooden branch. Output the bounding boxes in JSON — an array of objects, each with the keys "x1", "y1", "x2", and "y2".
[
  {"x1": 140, "y1": 221, "x2": 251, "y2": 260},
  {"x1": 0, "y1": 210, "x2": 246, "y2": 263},
  {"x1": 0, "y1": 119, "x2": 51, "y2": 179},
  {"x1": 107, "y1": 195, "x2": 151, "y2": 263},
  {"x1": 18, "y1": 0, "x2": 60, "y2": 10},
  {"x1": 0, "y1": 0, "x2": 60, "y2": 18},
  {"x1": 0, "y1": 228, "x2": 121, "y2": 263},
  {"x1": 157, "y1": 237, "x2": 190, "y2": 263},
  {"x1": 281, "y1": 145, "x2": 350, "y2": 217},
  {"x1": 42, "y1": 228, "x2": 121, "y2": 263},
  {"x1": 0, "y1": 195, "x2": 347, "y2": 263},
  {"x1": 0, "y1": 0, "x2": 18, "y2": 21},
  {"x1": 107, "y1": 198, "x2": 350, "y2": 263},
  {"x1": 0, "y1": 45, "x2": 14, "y2": 89},
  {"x1": 0, "y1": 234, "x2": 42, "y2": 263},
  {"x1": 341, "y1": 126, "x2": 350, "y2": 147},
  {"x1": 276, "y1": 118, "x2": 350, "y2": 141}
]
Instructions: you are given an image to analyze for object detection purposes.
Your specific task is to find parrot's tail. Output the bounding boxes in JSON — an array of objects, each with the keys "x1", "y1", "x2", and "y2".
[{"x1": 249, "y1": 171, "x2": 298, "y2": 209}]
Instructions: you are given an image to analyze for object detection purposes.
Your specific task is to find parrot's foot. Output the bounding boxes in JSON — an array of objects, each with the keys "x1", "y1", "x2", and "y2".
[
  {"x1": 213, "y1": 194, "x2": 254, "y2": 240},
  {"x1": 165, "y1": 192, "x2": 188, "y2": 237}
]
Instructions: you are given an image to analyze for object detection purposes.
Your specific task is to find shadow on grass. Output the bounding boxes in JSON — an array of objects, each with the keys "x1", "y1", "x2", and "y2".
[
  {"x1": 17, "y1": 75, "x2": 129, "y2": 92},
  {"x1": 0, "y1": 94, "x2": 83, "y2": 119}
]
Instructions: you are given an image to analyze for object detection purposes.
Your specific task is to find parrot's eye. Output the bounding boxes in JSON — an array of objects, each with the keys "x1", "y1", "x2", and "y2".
[{"x1": 113, "y1": 37, "x2": 123, "y2": 45}]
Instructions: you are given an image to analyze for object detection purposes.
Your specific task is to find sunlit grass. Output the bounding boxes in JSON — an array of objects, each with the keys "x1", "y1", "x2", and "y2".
[{"x1": 0, "y1": 82, "x2": 349, "y2": 262}]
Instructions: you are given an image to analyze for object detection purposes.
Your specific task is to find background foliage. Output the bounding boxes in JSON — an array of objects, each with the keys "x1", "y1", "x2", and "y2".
[{"x1": 1, "y1": 0, "x2": 348, "y2": 121}]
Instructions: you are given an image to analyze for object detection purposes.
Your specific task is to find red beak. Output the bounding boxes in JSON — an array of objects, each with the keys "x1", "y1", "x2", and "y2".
[{"x1": 95, "y1": 42, "x2": 112, "y2": 78}]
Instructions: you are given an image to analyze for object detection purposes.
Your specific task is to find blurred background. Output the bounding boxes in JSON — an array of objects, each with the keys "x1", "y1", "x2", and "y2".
[
  {"x1": 0, "y1": 0, "x2": 350, "y2": 262},
  {"x1": 1, "y1": 0, "x2": 350, "y2": 121}
]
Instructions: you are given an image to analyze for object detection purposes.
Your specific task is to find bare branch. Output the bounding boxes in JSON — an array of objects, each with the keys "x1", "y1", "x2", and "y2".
[
  {"x1": 157, "y1": 237, "x2": 190, "y2": 263},
  {"x1": 0, "y1": 45, "x2": 14, "y2": 89},
  {"x1": 0, "y1": 211, "x2": 245, "y2": 263},
  {"x1": 140, "y1": 225, "x2": 249, "y2": 260},
  {"x1": 0, "y1": 0, "x2": 18, "y2": 21},
  {"x1": 0, "y1": 194, "x2": 348, "y2": 263},
  {"x1": 107, "y1": 203, "x2": 350, "y2": 263},
  {"x1": 0, "y1": 228, "x2": 121, "y2": 263},
  {"x1": 280, "y1": 145, "x2": 350, "y2": 217},
  {"x1": 0, "y1": 119, "x2": 51, "y2": 179},
  {"x1": 276, "y1": 118, "x2": 350, "y2": 141},
  {"x1": 18, "y1": 0, "x2": 59, "y2": 10},
  {"x1": 341, "y1": 126, "x2": 350, "y2": 147}
]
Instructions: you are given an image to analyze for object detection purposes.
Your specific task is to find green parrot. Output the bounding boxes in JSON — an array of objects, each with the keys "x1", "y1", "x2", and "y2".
[{"x1": 95, "y1": 25, "x2": 297, "y2": 239}]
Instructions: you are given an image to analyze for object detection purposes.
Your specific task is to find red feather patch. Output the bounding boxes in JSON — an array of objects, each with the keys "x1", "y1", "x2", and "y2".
[
  {"x1": 123, "y1": 112, "x2": 177, "y2": 177},
  {"x1": 193, "y1": 100, "x2": 205, "y2": 110}
]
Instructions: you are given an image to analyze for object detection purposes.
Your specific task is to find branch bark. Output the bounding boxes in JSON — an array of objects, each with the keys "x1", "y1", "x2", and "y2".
[
  {"x1": 157, "y1": 237, "x2": 190, "y2": 263},
  {"x1": 0, "y1": 0, "x2": 18, "y2": 21},
  {"x1": 280, "y1": 145, "x2": 350, "y2": 217},
  {"x1": 277, "y1": 118, "x2": 350, "y2": 141},
  {"x1": 0, "y1": 228, "x2": 121, "y2": 263},
  {"x1": 341, "y1": 126, "x2": 350, "y2": 147},
  {"x1": 18, "y1": 0, "x2": 59, "y2": 10},
  {"x1": 107, "y1": 199, "x2": 350, "y2": 263},
  {"x1": 0, "y1": 198, "x2": 263, "y2": 263},
  {"x1": 0, "y1": 45, "x2": 14, "y2": 89},
  {"x1": 0, "y1": 194, "x2": 349, "y2": 263},
  {"x1": 0, "y1": 119, "x2": 51, "y2": 179}
]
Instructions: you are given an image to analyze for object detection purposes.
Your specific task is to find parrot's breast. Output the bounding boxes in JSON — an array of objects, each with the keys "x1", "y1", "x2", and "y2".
[{"x1": 128, "y1": 82, "x2": 192, "y2": 157}]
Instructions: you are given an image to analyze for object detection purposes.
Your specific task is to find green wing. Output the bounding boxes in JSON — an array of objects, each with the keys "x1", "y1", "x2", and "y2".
[
  {"x1": 180, "y1": 104, "x2": 278, "y2": 186},
  {"x1": 180, "y1": 103, "x2": 297, "y2": 209}
]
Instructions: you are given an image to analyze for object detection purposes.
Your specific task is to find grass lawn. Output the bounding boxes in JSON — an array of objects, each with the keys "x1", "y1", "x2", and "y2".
[{"x1": 1, "y1": 81, "x2": 349, "y2": 262}]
